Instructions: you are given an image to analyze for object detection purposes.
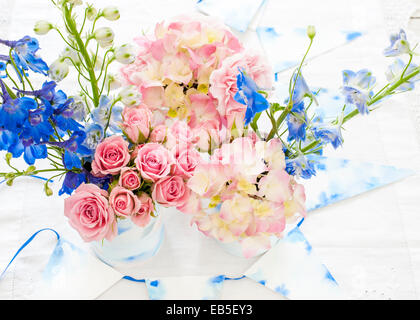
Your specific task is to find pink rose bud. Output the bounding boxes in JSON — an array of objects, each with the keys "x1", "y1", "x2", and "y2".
[
  {"x1": 109, "y1": 186, "x2": 142, "y2": 218},
  {"x1": 64, "y1": 184, "x2": 117, "y2": 242},
  {"x1": 135, "y1": 143, "x2": 175, "y2": 182},
  {"x1": 149, "y1": 125, "x2": 167, "y2": 143},
  {"x1": 91, "y1": 136, "x2": 130, "y2": 177},
  {"x1": 131, "y1": 192, "x2": 153, "y2": 227},
  {"x1": 122, "y1": 105, "x2": 152, "y2": 143},
  {"x1": 152, "y1": 175, "x2": 190, "y2": 208},
  {"x1": 119, "y1": 167, "x2": 142, "y2": 190}
]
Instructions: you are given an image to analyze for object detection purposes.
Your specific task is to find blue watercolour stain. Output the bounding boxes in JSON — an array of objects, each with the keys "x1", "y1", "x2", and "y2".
[
  {"x1": 264, "y1": 27, "x2": 280, "y2": 38},
  {"x1": 305, "y1": 155, "x2": 414, "y2": 212},
  {"x1": 275, "y1": 284, "x2": 290, "y2": 297},
  {"x1": 286, "y1": 227, "x2": 312, "y2": 254},
  {"x1": 344, "y1": 31, "x2": 362, "y2": 41},
  {"x1": 42, "y1": 239, "x2": 85, "y2": 281},
  {"x1": 205, "y1": 275, "x2": 226, "y2": 299},
  {"x1": 117, "y1": 225, "x2": 131, "y2": 235},
  {"x1": 324, "y1": 269, "x2": 337, "y2": 284},
  {"x1": 211, "y1": 275, "x2": 225, "y2": 284},
  {"x1": 333, "y1": 95, "x2": 341, "y2": 100},
  {"x1": 146, "y1": 279, "x2": 165, "y2": 300},
  {"x1": 293, "y1": 27, "x2": 307, "y2": 36},
  {"x1": 247, "y1": 268, "x2": 266, "y2": 286},
  {"x1": 122, "y1": 225, "x2": 164, "y2": 262}
]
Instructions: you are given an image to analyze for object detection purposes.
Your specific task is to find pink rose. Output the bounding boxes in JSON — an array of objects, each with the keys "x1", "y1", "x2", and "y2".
[
  {"x1": 92, "y1": 136, "x2": 130, "y2": 177},
  {"x1": 64, "y1": 184, "x2": 116, "y2": 242},
  {"x1": 119, "y1": 167, "x2": 142, "y2": 190},
  {"x1": 131, "y1": 192, "x2": 153, "y2": 227},
  {"x1": 174, "y1": 147, "x2": 201, "y2": 178},
  {"x1": 109, "y1": 186, "x2": 141, "y2": 218},
  {"x1": 152, "y1": 175, "x2": 190, "y2": 208},
  {"x1": 122, "y1": 105, "x2": 152, "y2": 143},
  {"x1": 135, "y1": 143, "x2": 175, "y2": 182},
  {"x1": 149, "y1": 125, "x2": 167, "y2": 143}
]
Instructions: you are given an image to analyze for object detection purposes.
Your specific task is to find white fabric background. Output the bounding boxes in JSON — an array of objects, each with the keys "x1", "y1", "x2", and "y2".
[{"x1": 0, "y1": 0, "x2": 420, "y2": 300}]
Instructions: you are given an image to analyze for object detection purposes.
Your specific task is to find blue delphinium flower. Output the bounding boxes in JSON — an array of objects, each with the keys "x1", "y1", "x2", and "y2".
[
  {"x1": 286, "y1": 101, "x2": 307, "y2": 141},
  {"x1": 0, "y1": 61, "x2": 7, "y2": 78},
  {"x1": 285, "y1": 155, "x2": 317, "y2": 179},
  {"x1": 92, "y1": 95, "x2": 123, "y2": 133},
  {"x1": 8, "y1": 136, "x2": 47, "y2": 165},
  {"x1": 23, "y1": 103, "x2": 54, "y2": 143},
  {"x1": 17, "y1": 81, "x2": 57, "y2": 101},
  {"x1": 47, "y1": 131, "x2": 90, "y2": 170},
  {"x1": 385, "y1": 59, "x2": 420, "y2": 91},
  {"x1": 82, "y1": 123, "x2": 104, "y2": 153},
  {"x1": 312, "y1": 122, "x2": 343, "y2": 149},
  {"x1": 0, "y1": 81, "x2": 36, "y2": 131},
  {"x1": 85, "y1": 170, "x2": 112, "y2": 191},
  {"x1": 59, "y1": 171, "x2": 86, "y2": 196},
  {"x1": 0, "y1": 128, "x2": 18, "y2": 151},
  {"x1": 234, "y1": 69, "x2": 269, "y2": 125},
  {"x1": 341, "y1": 69, "x2": 376, "y2": 115},
  {"x1": 383, "y1": 29, "x2": 410, "y2": 57},
  {"x1": 0, "y1": 36, "x2": 49, "y2": 75},
  {"x1": 53, "y1": 98, "x2": 84, "y2": 132},
  {"x1": 290, "y1": 72, "x2": 317, "y2": 105}
]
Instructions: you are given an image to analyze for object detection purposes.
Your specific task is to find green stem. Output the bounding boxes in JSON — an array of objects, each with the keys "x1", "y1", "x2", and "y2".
[
  {"x1": 8, "y1": 50, "x2": 25, "y2": 91},
  {"x1": 103, "y1": 98, "x2": 121, "y2": 133},
  {"x1": 63, "y1": 5, "x2": 100, "y2": 107},
  {"x1": 266, "y1": 38, "x2": 314, "y2": 141},
  {"x1": 342, "y1": 65, "x2": 420, "y2": 124},
  {"x1": 299, "y1": 65, "x2": 420, "y2": 155}
]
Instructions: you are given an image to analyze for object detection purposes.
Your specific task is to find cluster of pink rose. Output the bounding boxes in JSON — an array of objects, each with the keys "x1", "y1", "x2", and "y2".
[
  {"x1": 64, "y1": 117, "x2": 201, "y2": 242},
  {"x1": 120, "y1": 14, "x2": 273, "y2": 152},
  {"x1": 186, "y1": 136, "x2": 306, "y2": 258},
  {"x1": 63, "y1": 16, "x2": 306, "y2": 256}
]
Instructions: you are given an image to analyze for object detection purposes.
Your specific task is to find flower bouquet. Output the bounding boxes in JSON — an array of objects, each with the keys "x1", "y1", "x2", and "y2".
[{"x1": 0, "y1": 0, "x2": 419, "y2": 264}]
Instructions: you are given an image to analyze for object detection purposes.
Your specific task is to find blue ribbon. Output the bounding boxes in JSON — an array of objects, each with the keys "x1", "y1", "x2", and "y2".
[
  {"x1": 0, "y1": 228, "x2": 60, "y2": 280},
  {"x1": 0, "y1": 175, "x2": 53, "y2": 186}
]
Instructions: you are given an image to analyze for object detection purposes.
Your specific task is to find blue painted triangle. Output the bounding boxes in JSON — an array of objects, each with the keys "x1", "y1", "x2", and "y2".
[{"x1": 302, "y1": 156, "x2": 415, "y2": 211}]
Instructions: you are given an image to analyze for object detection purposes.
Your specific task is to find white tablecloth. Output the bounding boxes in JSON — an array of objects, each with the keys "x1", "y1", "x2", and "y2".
[{"x1": 0, "y1": 0, "x2": 420, "y2": 300}]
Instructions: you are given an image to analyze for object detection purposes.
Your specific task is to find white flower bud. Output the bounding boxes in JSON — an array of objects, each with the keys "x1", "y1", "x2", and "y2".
[
  {"x1": 307, "y1": 25, "x2": 316, "y2": 40},
  {"x1": 61, "y1": 46, "x2": 81, "y2": 66},
  {"x1": 118, "y1": 85, "x2": 142, "y2": 107},
  {"x1": 48, "y1": 58, "x2": 69, "y2": 82},
  {"x1": 106, "y1": 74, "x2": 122, "y2": 91},
  {"x1": 86, "y1": 6, "x2": 98, "y2": 21},
  {"x1": 114, "y1": 44, "x2": 136, "y2": 64},
  {"x1": 59, "y1": 0, "x2": 83, "y2": 6},
  {"x1": 102, "y1": 6, "x2": 120, "y2": 21},
  {"x1": 97, "y1": 40, "x2": 114, "y2": 49},
  {"x1": 94, "y1": 27, "x2": 114, "y2": 42},
  {"x1": 34, "y1": 21, "x2": 53, "y2": 35}
]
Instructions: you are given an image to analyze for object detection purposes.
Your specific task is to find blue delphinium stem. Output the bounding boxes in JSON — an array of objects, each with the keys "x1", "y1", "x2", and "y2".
[
  {"x1": 266, "y1": 38, "x2": 314, "y2": 141},
  {"x1": 296, "y1": 64, "x2": 420, "y2": 156}
]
